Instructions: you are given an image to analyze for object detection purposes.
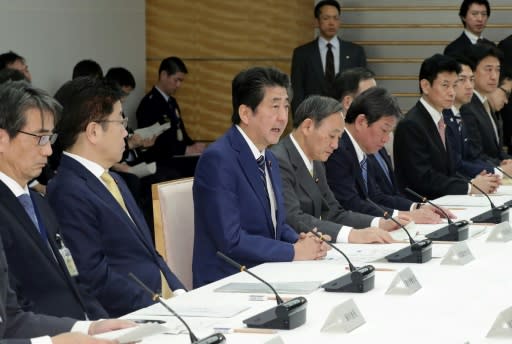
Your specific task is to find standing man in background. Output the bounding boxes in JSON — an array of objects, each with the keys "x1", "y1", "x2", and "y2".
[{"x1": 291, "y1": 0, "x2": 366, "y2": 114}]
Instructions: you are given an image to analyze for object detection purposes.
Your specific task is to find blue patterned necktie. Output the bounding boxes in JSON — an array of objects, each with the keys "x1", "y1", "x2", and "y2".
[
  {"x1": 360, "y1": 155, "x2": 368, "y2": 192},
  {"x1": 18, "y1": 193, "x2": 47, "y2": 242},
  {"x1": 256, "y1": 155, "x2": 267, "y2": 188}
]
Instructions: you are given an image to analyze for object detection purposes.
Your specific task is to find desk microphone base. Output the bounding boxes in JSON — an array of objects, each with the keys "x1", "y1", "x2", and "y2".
[
  {"x1": 471, "y1": 206, "x2": 509, "y2": 224},
  {"x1": 243, "y1": 296, "x2": 307, "y2": 330},
  {"x1": 426, "y1": 220, "x2": 469, "y2": 241},
  {"x1": 321, "y1": 265, "x2": 375, "y2": 293},
  {"x1": 385, "y1": 239, "x2": 432, "y2": 263}
]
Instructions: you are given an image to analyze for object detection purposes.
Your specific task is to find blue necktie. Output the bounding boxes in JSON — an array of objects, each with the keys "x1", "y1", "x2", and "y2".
[
  {"x1": 18, "y1": 193, "x2": 47, "y2": 242},
  {"x1": 374, "y1": 152, "x2": 392, "y2": 185},
  {"x1": 360, "y1": 156, "x2": 368, "y2": 192}
]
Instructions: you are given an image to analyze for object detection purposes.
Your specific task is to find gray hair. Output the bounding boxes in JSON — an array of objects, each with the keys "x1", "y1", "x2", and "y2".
[{"x1": 292, "y1": 95, "x2": 343, "y2": 128}]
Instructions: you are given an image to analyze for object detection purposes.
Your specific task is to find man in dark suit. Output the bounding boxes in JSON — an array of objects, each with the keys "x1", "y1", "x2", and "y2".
[
  {"x1": 47, "y1": 77, "x2": 185, "y2": 317},
  {"x1": 327, "y1": 87, "x2": 445, "y2": 222},
  {"x1": 460, "y1": 44, "x2": 512, "y2": 168},
  {"x1": 290, "y1": 0, "x2": 366, "y2": 114},
  {"x1": 443, "y1": 55, "x2": 497, "y2": 178},
  {"x1": 444, "y1": 0, "x2": 494, "y2": 56},
  {"x1": 0, "y1": 80, "x2": 139, "y2": 343},
  {"x1": 193, "y1": 67, "x2": 328, "y2": 288},
  {"x1": 136, "y1": 56, "x2": 204, "y2": 177},
  {"x1": 0, "y1": 81, "x2": 107, "y2": 320},
  {"x1": 394, "y1": 54, "x2": 499, "y2": 199},
  {"x1": 498, "y1": 35, "x2": 512, "y2": 153},
  {"x1": 272, "y1": 95, "x2": 398, "y2": 244}
]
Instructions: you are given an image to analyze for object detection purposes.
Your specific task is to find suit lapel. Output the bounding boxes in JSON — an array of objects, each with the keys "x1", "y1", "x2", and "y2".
[
  {"x1": 229, "y1": 128, "x2": 274, "y2": 232},
  {"x1": 283, "y1": 137, "x2": 323, "y2": 217},
  {"x1": 0, "y1": 182, "x2": 56, "y2": 262},
  {"x1": 472, "y1": 96, "x2": 500, "y2": 148},
  {"x1": 342, "y1": 134, "x2": 368, "y2": 196}
]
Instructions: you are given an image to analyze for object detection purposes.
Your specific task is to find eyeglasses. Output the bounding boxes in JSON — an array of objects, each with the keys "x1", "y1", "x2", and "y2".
[
  {"x1": 499, "y1": 87, "x2": 511, "y2": 99},
  {"x1": 96, "y1": 118, "x2": 128, "y2": 128},
  {"x1": 17, "y1": 130, "x2": 58, "y2": 146}
]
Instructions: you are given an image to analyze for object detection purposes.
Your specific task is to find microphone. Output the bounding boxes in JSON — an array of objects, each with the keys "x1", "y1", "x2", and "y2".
[
  {"x1": 216, "y1": 251, "x2": 307, "y2": 330},
  {"x1": 366, "y1": 198, "x2": 432, "y2": 263},
  {"x1": 456, "y1": 172, "x2": 509, "y2": 224},
  {"x1": 309, "y1": 231, "x2": 375, "y2": 293},
  {"x1": 404, "y1": 188, "x2": 469, "y2": 241},
  {"x1": 128, "y1": 273, "x2": 225, "y2": 344}
]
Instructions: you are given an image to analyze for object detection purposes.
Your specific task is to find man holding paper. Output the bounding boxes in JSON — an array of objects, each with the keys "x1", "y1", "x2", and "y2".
[{"x1": 136, "y1": 56, "x2": 205, "y2": 177}]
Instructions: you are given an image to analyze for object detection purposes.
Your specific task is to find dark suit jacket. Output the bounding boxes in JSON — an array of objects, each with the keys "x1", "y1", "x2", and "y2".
[
  {"x1": 326, "y1": 132, "x2": 412, "y2": 216},
  {"x1": 47, "y1": 155, "x2": 185, "y2": 317},
  {"x1": 460, "y1": 94, "x2": 508, "y2": 164},
  {"x1": 368, "y1": 148, "x2": 403, "y2": 198},
  {"x1": 271, "y1": 135, "x2": 374, "y2": 240},
  {"x1": 443, "y1": 108, "x2": 493, "y2": 177},
  {"x1": 444, "y1": 32, "x2": 495, "y2": 56},
  {"x1": 136, "y1": 87, "x2": 194, "y2": 163},
  {"x1": 0, "y1": 182, "x2": 106, "y2": 320},
  {"x1": 291, "y1": 37, "x2": 366, "y2": 112},
  {"x1": 192, "y1": 126, "x2": 299, "y2": 288},
  {"x1": 0, "y1": 237, "x2": 75, "y2": 343},
  {"x1": 394, "y1": 101, "x2": 468, "y2": 199}
]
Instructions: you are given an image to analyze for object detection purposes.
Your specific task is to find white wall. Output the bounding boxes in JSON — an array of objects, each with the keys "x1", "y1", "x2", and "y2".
[{"x1": 0, "y1": 0, "x2": 145, "y2": 125}]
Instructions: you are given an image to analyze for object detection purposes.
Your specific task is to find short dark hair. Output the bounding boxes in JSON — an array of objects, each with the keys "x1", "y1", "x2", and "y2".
[
  {"x1": 72, "y1": 59, "x2": 103, "y2": 79},
  {"x1": 293, "y1": 95, "x2": 343, "y2": 128},
  {"x1": 0, "y1": 69, "x2": 27, "y2": 84},
  {"x1": 448, "y1": 54, "x2": 476, "y2": 71},
  {"x1": 459, "y1": 0, "x2": 490, "y2": 26},
  {"x1": 231, "y1": 66, "x2": 291, "y2": 125},
  {"x1": 105, "y1": 67, "x2": 136, "y2": 89},
  {"x1": 0, "y1": 80, "x2": 61, "y2": 138},
  {"x1": 54, "y1": 77, "x2": 122, "y2": 150},
  {"x1": 158, "y1": 56, "x2": 188, "y2": 76},
  {"x1": 0, "y1": 51, "x2": 25, "y2": 70},
  {"x1": 468, "y1": 43, "x2": 503, "y2": 68},
  {"x1": 333, "y1": 67, "x2": 376, "y2": 101},
  {"x1": 345, "y1": 87, "x2": 401, "y2": 125},
  {"x1": 419, "y1": 54, "x2": 461, "y2": 94},
  {"x1": 314, "y1": 0, "x2": 341, "y2": 18}
]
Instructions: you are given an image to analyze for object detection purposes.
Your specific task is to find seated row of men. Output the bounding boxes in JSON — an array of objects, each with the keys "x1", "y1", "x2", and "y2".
[{"x1": 0, "y1": 45, "x2": 509, "y2": 341}]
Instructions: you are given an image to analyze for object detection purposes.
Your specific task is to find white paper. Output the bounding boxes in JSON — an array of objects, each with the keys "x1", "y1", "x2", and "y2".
[
  {"x1": 94, "y1": 323, "x2": 168, "y2": 343},
  {"x1": 135, "y1": 301, "x2": 250, "y2": 318},
  {"x1": 325, "y1": 243, "x2": 405, "y2": 264},
  {"x1": 134, "y1": 122, "x2": 170, "y2": 139},
  {"x1": 127, "y1": 161, "x2": 157, "y2": 178}
]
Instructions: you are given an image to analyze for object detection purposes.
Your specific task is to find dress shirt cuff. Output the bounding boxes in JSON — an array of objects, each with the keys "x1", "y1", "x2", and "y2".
[
  {"x1": 371, "y1": 217, "x2": 381, "y2": 228},
  {"x1": 392, "y1": 209, "x2": 399, "y2": 217},
  {"x1": 71, "y1": 320, "x2": 92, "y2": 334},
  {"x1": 467, "y1": 183, "x2": 472, "y2": 195},
  {"x1": 410, "y1": 203, "x2": 417, "y2": 211},
  {"x1": 336, "y1": 226, "x2": 352, "y2": 243},
  {"x1": 494, "y1": 168, "x2": 503, "y2": 178},
  {"x1": 31, "y1": 337, "x2": 52, "y2": 344}
]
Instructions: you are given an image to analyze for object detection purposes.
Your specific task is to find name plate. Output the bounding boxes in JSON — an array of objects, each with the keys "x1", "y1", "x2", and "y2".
[
  {"x1": 264, "y1": 335, "x2": 285, "y2": 344},
  {"x1": 385, "y1": 267, "x2": 422, "y2": 295},
  {"x1": 486, "y1": 222, "x2": 512, "y2": 242},
  {"x1": 440, "y1": 241, "x2": 475, "y2": 266},
  {"x1": 320, "y1": 298, "x2": 366, "y2": 333},
  {"x1": 487, "y1": 306, "x2": 512, "y2": 338}
]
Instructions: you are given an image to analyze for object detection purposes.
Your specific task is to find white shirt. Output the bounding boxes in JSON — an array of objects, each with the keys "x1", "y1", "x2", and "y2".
[
  {"x1": 318, "y1": 36, "x2": 340, "y2": 75},
  {"x1": 289, "y1": 133, "x2": 351, "y2": 243},
  {"x1": 235, "y1": 125, "x2": 277, "y2": 234},
  {"x1": 464, "y1": 29, "x2": 482, "y2": 44}
]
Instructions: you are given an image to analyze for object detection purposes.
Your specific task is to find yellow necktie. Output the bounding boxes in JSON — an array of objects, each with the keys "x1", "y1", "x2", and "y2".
[{"x1": 101, "y1": 171, "x2": 129, "y2": 214}]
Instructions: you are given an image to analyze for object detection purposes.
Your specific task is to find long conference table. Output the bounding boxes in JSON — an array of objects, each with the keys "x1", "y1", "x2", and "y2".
[{"x1": 121, "y1": 185, "x2": 512, "y2": 343}]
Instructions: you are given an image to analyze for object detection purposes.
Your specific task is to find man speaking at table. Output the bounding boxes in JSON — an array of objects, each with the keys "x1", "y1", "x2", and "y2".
[{"x1": 193, "y1": 67, "x2": 328, "y2": 288}]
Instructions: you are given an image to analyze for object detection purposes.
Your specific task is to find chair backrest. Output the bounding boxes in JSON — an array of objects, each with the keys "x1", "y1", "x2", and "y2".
[{"x1": 152, "y1": 177, "x2": 194, "y2": 290}]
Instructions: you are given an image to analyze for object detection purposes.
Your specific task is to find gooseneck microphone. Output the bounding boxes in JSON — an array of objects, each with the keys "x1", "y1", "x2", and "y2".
[
  {"x1": 366, "y1": 199, "x2": 432, "y2": 263},
  {"x1": 405, "y1": 188, "x2": 469, "y2": 241},
  {"x1": 456, "y1": 172, "x2": 509, "y2": 224},
  {"x1": 128, "y1": 273, "x2": 225, "y2": 344},
  {"x1": 216, "y1": 251, "x2": 307, "y2": 330},
  {"x1": 309, "y1": 231, "x2": 375, "y2": 293}
]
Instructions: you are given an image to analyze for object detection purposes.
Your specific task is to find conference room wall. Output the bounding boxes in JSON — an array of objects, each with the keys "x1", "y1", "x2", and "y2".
[
  {"x1": 147, "y1": 0, "x2": 512, "y2": 140},
  {"x1": 0, "y1": 0, "x2": 145, "y2": 127}
]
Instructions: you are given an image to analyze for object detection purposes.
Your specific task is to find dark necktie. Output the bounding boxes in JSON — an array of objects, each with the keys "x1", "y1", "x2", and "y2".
[
  {"x1": 373, "y1": 152, "x2": 392, "y2": 185},
  {"x1": 360, "y1": 156, "x2": 368, "y2": 192},
  {"x1": 325, "y1": 43, "x2": 335, "y2": 84},
  {"x1": 257, "y1": 155, "x2": 267, "y2": 189},
  {"x1": 18, "y1": 193, "x2": 47, "y2": 242}
]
